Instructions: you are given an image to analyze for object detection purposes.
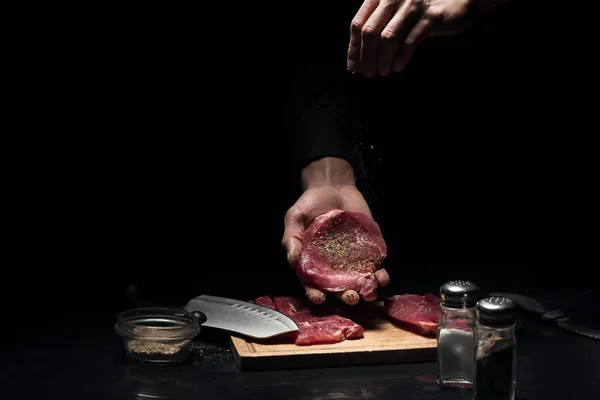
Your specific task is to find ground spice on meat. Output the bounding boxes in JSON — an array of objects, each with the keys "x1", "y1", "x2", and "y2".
[
  {"x1": 313, "y1": 233, "x2": 352, "y2": 261},
  {"x1": 313, "y1": 232, "x2": 373, "y2": 271}
]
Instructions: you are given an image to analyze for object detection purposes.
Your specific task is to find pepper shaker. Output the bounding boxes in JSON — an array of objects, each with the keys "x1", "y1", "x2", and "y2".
[
  {"x1": 473, "y1": 296, "x2": 519, "y2": 400},
  {"x1": 437, "y1": 280, "x2": 481, "y2": 388}
]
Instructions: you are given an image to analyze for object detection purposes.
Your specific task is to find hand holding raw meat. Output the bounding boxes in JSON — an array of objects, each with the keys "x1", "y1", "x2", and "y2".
[{"x1": 282, "y1": 157, "x2": 390, "y2": 305}]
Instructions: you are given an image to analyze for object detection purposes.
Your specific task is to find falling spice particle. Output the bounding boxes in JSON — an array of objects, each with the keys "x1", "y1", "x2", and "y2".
[{"x1": 190, "y1": 341, "x2": 233, "y2": 364}]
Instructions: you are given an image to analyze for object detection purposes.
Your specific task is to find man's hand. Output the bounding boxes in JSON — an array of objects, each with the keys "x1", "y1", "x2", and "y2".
[
  {"x1": 282, "y1": 157, "x2": 390, "y2": 305},
  {"x1": 347, "y1": 0, "x2": 493, "y2": 77}
]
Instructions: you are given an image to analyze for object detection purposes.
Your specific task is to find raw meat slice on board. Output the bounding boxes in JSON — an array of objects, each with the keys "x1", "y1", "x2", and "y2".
[
  {"x1": 297, "y1": 210, "x2": 387, "y2": 300},
  {"x1": 254, "y1": 295, "x2": 276, "y2": 309},
  {"x1": 252, "y1": 296, "x2": 364, "y2": 346},
  {"x1": 384, "y1": 294, "x2": 442, "y2": 337}
]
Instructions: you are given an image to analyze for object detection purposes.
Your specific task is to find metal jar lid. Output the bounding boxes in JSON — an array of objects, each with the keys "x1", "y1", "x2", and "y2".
[
  {"x1": 440, "y1": 280, "x2": 481, "y2": 308},
  {"x1": 476, "y1": 296, "x2": 518, "y2": 327}
]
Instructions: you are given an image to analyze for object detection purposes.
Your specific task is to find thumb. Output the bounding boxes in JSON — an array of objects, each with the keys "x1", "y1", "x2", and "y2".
[{"x1": 282, "y1": 206, "x2": 304, "y2": 268}]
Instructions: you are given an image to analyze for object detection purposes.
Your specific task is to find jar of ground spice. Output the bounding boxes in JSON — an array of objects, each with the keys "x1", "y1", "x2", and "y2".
[
  {"x1": 114, "y1": 307, "x2": 202, "y2": 364},
  {"x1": 473, "y1": 296, "x2": 519, "y2": 400},
  {"x1": 437, "y1": 280, "x2": 481, "y2": 388}
]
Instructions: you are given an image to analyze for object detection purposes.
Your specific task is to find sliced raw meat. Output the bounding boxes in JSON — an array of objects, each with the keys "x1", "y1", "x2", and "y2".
[
  {"x1": 255, "y1": 296, "x2": 364, "y2": 346},
  {"x1": 254, "y1": 296, "x2": 275, "y2": 309},
  {"x1": 297, "y1": 210, "x2": 387, "y2": 299},
  {"x1": 384, "y1": 294, "x2": 442, "y2": 337},
  {"x1": 293, "y1": 314, "x2": 364, "y2": 345},
  {"x1": 273, "y1": 296, "x2": 306, "y2": 316}
]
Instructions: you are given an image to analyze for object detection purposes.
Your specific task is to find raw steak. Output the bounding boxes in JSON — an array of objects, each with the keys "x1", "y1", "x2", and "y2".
[
  {"x1": 255, "y1": 295, "x2": 276, "y2": 309},
  {"x1": 384, "y1": 294, "x2": 442, "y2": 337},
  {"x1": 253, "y1": 296, "x2": 364, "y2": 346},
  {"x1": 297, "y1": 210, "x2": 387, "y2": 299}
]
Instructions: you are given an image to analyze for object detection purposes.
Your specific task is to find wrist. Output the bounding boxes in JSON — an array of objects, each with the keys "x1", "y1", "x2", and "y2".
[{"x1": 301, "y1": 157, "x2": 356, "y2": 190}]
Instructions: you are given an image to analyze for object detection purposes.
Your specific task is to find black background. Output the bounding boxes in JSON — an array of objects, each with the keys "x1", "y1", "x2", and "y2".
[{"x1": 3, "y1": 1, "x2": 596, "y2": 335}]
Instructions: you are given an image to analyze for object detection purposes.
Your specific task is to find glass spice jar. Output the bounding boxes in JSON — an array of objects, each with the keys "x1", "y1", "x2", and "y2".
[
  {"x1": 114, "y1": 307, "x2": 202, "y2": 364},
  {"x1": 437, "y1": 280, "x2": 481, "y2": 388},
  {"x1": 473, "y1": 296, "x2": 519, "y2": 400}
]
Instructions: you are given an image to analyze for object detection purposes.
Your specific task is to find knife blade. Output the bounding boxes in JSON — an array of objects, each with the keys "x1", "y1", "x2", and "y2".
[
  {"x1": 184, "y1": 295, "x2": 299, "y2": 339},
  {"x1": 490, "y1": 292, "x2": 600, "y2": 341}
]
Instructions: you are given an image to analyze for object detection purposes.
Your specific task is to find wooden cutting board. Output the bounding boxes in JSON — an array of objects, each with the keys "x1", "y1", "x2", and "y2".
[{"x1": 230, "y1": 302, "x2": 437, "y2": 371}]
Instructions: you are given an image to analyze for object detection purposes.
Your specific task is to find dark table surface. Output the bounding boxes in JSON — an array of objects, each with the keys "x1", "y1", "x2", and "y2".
[{"x1": 2, "y1": 288, "x2": 599, "y2": 399}]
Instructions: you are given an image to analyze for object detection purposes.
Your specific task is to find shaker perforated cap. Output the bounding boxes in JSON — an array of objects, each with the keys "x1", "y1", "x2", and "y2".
[
  {"x1": 439, "y1": 280, "x2": 481, "y2": 308},
  {"x1": 476, "y1": 296, "x2": 518, "y2": 327}
]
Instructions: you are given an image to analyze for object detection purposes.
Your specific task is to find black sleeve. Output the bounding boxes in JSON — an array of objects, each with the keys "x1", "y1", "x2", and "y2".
[{"x1": 282, "y1": 2, "x2": 358, "y2": 175}]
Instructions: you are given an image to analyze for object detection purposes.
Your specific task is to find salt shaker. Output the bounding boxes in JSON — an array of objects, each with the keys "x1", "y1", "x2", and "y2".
[
  {"x1": 437, "y1": 280, "x2": 481, "y2": 388},
  {"x1": 473, "y1": 296, "x2": 518, "y2": 400}
]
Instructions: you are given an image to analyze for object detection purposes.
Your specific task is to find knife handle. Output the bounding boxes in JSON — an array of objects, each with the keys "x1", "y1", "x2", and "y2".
[
  {"x1": 540, "y1": 309, "x2": 566, "y2": 320},
  {"x1": 489, "y1": 292, "x2": 566, "y2": 320},
  {"x1": 190, "y1": 311, "x2": 208, "y2": 325}
]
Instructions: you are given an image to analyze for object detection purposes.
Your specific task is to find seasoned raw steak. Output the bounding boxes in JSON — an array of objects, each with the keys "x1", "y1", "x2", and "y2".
[
  {"x1": 254, "y1": 296, "x2": 364, "y2": 346},
  {"x1": 297, "y1": 210, "x2": 387, "y2": 299},
  {"x1": 384, "y1": 294, "x2": 442, "y2": 337}
]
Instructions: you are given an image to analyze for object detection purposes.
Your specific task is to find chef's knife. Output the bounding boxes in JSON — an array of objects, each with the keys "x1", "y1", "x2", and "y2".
[
  {"x1": 490, "y1": 292, "x2": 600, "y2": 341},
  {"x1": 184, "y1": 295, "x2": 299, "y2": 339},
  {"x1": 124, "y1": 286, "x2": 299, "y2": 339}
]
